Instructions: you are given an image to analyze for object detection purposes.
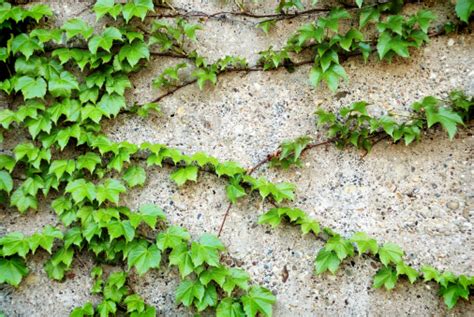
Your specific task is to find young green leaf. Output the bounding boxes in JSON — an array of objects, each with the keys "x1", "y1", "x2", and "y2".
[{"x1": 170, "y1": 166, "x2": 198, "y2": 186}]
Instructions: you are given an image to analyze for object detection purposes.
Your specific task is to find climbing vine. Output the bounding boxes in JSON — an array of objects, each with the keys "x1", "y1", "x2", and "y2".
[{"x1": 0, "y1": 0, "x2": 472, "y2": 316}]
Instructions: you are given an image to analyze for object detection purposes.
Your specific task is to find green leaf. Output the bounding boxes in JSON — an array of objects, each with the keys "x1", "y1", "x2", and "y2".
[
  {"x1": 11, "y1": 34, "x2": 43, "y2": 60},
  {"x1": 258, "y1": 209, "x2": 283, "y2": 228},
  {"x1": 241, "y1": 286, "x2": 275, "y2": 317},
  {"x1": 49, "y1": 160, "x2": 76, "y2": 180},
  {"x1": 175, "y1": 279, "x2": 205, "y2": 307},
  {"x1": 395, "y1": 262, "x2": 418, "y2": 283},
  {"x1": 350, "y1": 232, "x2": 379, "y2": 255},
  {"x1": 122, "y1": 0, "x2": 154, "y2": 23},
  {"x1": 156, "y1": 226, "x2": 191, "y2": 251},
  {"x1": 48, "y1": 71, "x2": 79, "y2": 97},
  {"x1": 97, "y1": 300, "x2": 117, "y2": 317},
  {"x1": 325, "y1": 235, "x2": 354, "y2": 260},
  {"x1": 0, "y1": 257, "x2": 29, "y2": 286},
  {"x1": 192, "y1": 68, "x2": 217, "y2": 90},
  {"x1": 455, "y1": 0, "x2": 474, "y2": 23},
  {"x1": 190, "y1": 234, "x2": 225, "y2": 267},
  {"x1": 0, "y1": 170, "x2": 13, "y2": 193},
  {"x1": 97, "y1": 93, "x2": 126, "y2": 118},
  {"x1": 136, "y1": 204, "x2": 165, "y2": 228},
  {"x1": 65, "y1": 179, "x2": 96, "y2": 203},
  {"x1": 96, "y1": 179, "x2": 126, "y2": 205},
  {"x1": 199, "y1": 266, "x2": 228, "y2": 287},
  {"x1": 425, "y1": 107, "x2": 463, "y2": 140},
  {"x1": 70, "y1": 302, "x2": 94, "y2": 317},
  {"x1": 314, "y1": 248, "x2": 341, "y2": 274},
  {"x1": 373, "y1": 266, "x2": 398, "y2": 290},
  {"x1": 440, "y1": 283, "x2": 470, "y2": 309},
  {"x1": 226, "y1": 180, "x2": 246, "y2": 204},
  {"x1": 215, "y1": 161, "x2": 245, "y2": 178},
  {"x1": 127, "y1": 240, "x2": 161, "y2": 275},
  {"x1": 378, "y1": 243, "x2": 404, "y2": 266},
  {"x1": 13, "y1": 76, "x2": 47, "y2": 99},
  {"x1": 28, "y1": 225, "x2": 63, "y2": 254},
  {"x1": 0, "y1": 155, "x2": 16, "y2": 172},
  {"x1": 169, "y1": 243, "x2": 195, "y2": 278},
  {"x1": 118, "y1": 40, "x2": 150, "y2": 67},
  {"x1": 216, "y1": 298, "x2": 245, "y2": 317},
  {"x1": 10, "y1": 189, "x2": 38, "y2": 213},
  {"x1": 62, "y1": 18, "x2": 94, "y2": 40},
  {"x1": 195, "y1": 283, "x2": 218, "y2": 311},
  {"x1": 94, "y1": 0, "x2": 120, "y2": 20},
  {"x1": 77, "y1": 152, "x2": 101, "y2": 174},
  {"x1": 170, "y1": 166, "x2": 198, "y2": 186},
  {"x1": 222, "y1": 268, "x2": 249, "y2": 295},
  {"x1": 88, "y1": 27, "x2": 122, "y2": 54},
  {"x1": 0, "y1": 232, "x2": 30, "y2": 258},
  {"x1": 123, "y1": 166, "x2": 146, "y2": 187}
]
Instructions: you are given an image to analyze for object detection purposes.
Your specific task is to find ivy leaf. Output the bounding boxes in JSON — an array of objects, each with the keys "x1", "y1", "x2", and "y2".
[
  {"x1": 425, "y1": 107, "x2": 463, "y2": 140},
  {"x1": 226, "y1": 180, "x2": 246, "y2": 204},
  {"x1": 88, "y1": 27, "x2": 122, "y2": 54},
  {"x1": 13, "y1": 76, "x2": 47, "y2": 100},
  {"x1": 215, "y1": 161, "x2": 245, "y2": 178},
  {"x1": 378, "y1": 243, "x2": 404, "y2": 266},
  {"x1": 395, "y1": 262, "x2": 418, "y2": 284},
  {"x1": 118, "y1": 40, "x2": 150, "y2": 67},
  {"x1": 170, "y1": 166, "x2": 198, "y2": 186},
  {"x1": 28, "y1": 225, "x2": 63, "y2": 254},
  {"x1": 97, "y1": 93, "x2": 126, "y2": 118},
  {"x1": 258, "y1": 209, "x2": 282, "y2": 228},
  {"x1": 25, "y1": 4, "x2": 53, "y2": 22},
  {"x1": 62, "y1": 18, "x2": 94, "y2": 40},
  {"x1": 169, "y1": 243, "x2": 195, "y2": 278},
  {"x1": 0, "y1": 232, "x2": 30, "y2": 258},
  {"x1": 325, "y1": 235, "x2": 354, "y2": 260},
  {"x1": 123, "y1": 166, "x2": 146, "y2": 187},
  {"x1": 136, "y1": 204, "x2": 165, "y2": 229},
  {"x1": 77, "y1": 152, "x2": 101, "y2": 174},
  {"x1": 156, "y1": 226, "x2": 191, "y2": 251},
  {"x1": 455, "y1": 0, "x2": 474, "y2": 23},
  {"x1": 440, "y1": 283, "x2": 470, "y2": 309},
  {"x1": 0, "y1": 170, "x2": 13, "y2": 193},
  {"x1": 195, "y1": 283, "x2": 218, "y2": 312},
  {"x1": 97, "y1": 300, "x2": 117, "y2": 317},
  {"x1": 127, "y1": 240, "x2": 161, "y2": 275},
  {"x1": 350, "y1": 232, "x2": 379, "y2": 255},
  {"x1": 65, "y1": 179, "x2": 96, "y2": 203},
  {"x1": 10, "y1": 189, "x2": 38, "y2": 213},
  {"x1": 222, "y1": 268, "x2": 249, "y2": 295},
  {"x1": 175, "y1": 279, "x2": 205, "y2": 307},
  {"x1": 216, "y1": 298, "x2": 245, "y2": 317},
  {"x1": 199, "y1": 266, "x2": 228, "y2": 287},
  {"x1": 48, "y1": 71, "x2": 80, "y2": 97},
  {"x1": 105, "y1": 74, "x2": 131, "y2": 95},
  {"x1": 192, "y1": 68, "x2": 217, "y2": 90},
  {"x1": 421, "y1": 265, "x2": 440, "y2": 282},
  {"x1": 96, "y1": 179, "x2": 126, "y2": 205},
  {"x1": 122, "y1": 0, "x2": 154, "y2": 23},
  {"x1": 70, "y1": 302, "x2": 94, "y2": 317},
  {"x1": 49, "y1": 160, "x2": 76, "y2": 180},
  {"x1": 314, "y1": 248, "x2": 341, "y2": 274},
  {"x1": 11, "y1": 34, "x2": 43, "y2": 60},
  {"x1": 241, "y1": 286, "x2": 275, "y2": 317},
  {"x1": 373, "y1": 266, "x2": 398, "y2": 290},
  {"x1": 0, "y1": 155, "x2": 16, "y2": 173},
  {"x1": 0, "y1": 257, "x2": 29, "y2": 286},
  {"x1": 190, "y1": 234, "x2": 225, "y2": 267},
  {"x1": 94, "y1": 0, "x2": 121, "y2": 20}
]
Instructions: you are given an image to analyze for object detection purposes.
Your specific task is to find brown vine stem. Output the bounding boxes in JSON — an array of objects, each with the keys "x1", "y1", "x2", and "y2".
[{"x1": 217, "y1": 138, "x2": 335, "y2": 237}]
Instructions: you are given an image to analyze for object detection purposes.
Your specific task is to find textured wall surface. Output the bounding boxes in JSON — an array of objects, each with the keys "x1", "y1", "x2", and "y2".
[{"x1": 0, "y1": 0, "x2": 473, "y2": 316}]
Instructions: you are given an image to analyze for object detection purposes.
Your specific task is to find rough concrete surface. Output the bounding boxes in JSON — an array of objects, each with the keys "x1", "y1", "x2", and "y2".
[{"x1": 0, "y1": 0, "x2": 473, "y2": 316}]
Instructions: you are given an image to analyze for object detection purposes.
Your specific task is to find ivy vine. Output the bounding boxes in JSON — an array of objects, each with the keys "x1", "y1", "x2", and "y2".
[{"x1": 0, "y1": 0, "x2": 472, "y2": 316}]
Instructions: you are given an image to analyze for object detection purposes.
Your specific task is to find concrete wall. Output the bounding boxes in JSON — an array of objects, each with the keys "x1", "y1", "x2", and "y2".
[{"x1": 0, "y1": 0, "x2": 473, "y2": 316}]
